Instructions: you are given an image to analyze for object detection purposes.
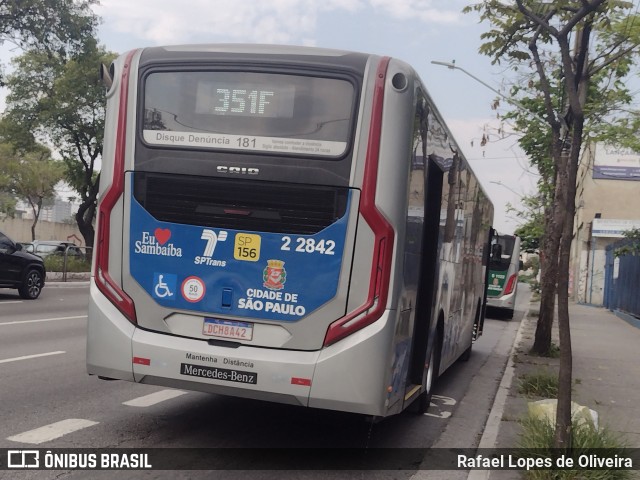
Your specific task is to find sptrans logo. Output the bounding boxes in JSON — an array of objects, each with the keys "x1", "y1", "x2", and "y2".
[
  {"x1": 134, "y1": 228, "x2": 182, "y2": 257},
  {"x1": 195, "y1": 229, "x2": 227, "y2": 267}
]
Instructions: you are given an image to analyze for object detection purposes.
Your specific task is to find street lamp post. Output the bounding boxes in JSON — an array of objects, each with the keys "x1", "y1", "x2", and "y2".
[
  {"x1": 430, "y1": 60, "x2": 548, "y2": 126},
  {"x1": 489, "y1": 180, "x2": 522, "y2": 197}
]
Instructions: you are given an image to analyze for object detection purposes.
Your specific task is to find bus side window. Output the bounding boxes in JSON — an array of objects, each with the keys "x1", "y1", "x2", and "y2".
[{"x1": 491, "y1": 242, "x2": 502, "y2": 260}]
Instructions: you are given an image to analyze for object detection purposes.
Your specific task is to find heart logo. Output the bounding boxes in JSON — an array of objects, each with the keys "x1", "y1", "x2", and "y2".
[{"x1": 154, "y1": 228, "x2": 171, "y2": 246}]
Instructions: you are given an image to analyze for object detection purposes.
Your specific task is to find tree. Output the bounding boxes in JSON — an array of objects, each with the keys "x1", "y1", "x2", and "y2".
[
  {"x1": 514, "y1": 221, "x2": 541, "y2": 252},
  {"x1": 0, "y1": 142, "x2": 64, "y2": 239},
  {"x1": 507, "y1": 194, "x2": 545, "y2": 252},
  {"x1": 0, "y1": 191, "x2": 16, "y2": 216},
  {"x1": 466, "y1": 0, "x2": 640, "y2": 448},
  {"x1": 3, "y1": 40, "x2": 117, "y2": 247},
  {"x1": 614, "y1": 228, "x2": 640, "y2": 257},
  {"x1": 0, "y1": 0, "x2": 98, "y2": 85}
]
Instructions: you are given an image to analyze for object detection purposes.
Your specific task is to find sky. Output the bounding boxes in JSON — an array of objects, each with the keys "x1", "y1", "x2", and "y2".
[{"x1": 3, "y1": 0, "x2": 546, "y2": 234}]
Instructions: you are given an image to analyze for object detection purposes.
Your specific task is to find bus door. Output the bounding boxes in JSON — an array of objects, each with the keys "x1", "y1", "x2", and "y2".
[
  {"x1": 407, "y1": 156, "x2": 444, "y2": 398},
  {"x1": 477, "y1": 227, "x2": 497, "y2": 338}
]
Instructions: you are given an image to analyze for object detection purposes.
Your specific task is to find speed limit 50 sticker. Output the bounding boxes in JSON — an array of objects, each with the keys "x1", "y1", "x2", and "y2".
[{"x1": 181, "y1": 276, "x2": 206, "y2": 303}]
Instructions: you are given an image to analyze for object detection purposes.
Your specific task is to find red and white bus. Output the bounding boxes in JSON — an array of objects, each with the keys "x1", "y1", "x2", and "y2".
[{"x1": 87, "y1": 44, "x2": 494, "y2": 417}]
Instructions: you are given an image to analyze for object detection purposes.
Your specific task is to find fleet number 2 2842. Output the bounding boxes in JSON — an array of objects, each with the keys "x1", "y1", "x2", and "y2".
[{"x1": 281, "y1": 236, "x2": 336, "y2": 255}]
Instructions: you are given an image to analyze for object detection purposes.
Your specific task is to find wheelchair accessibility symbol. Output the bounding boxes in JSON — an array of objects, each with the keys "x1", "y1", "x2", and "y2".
[{"x1": 153, "y1": 273, "x2": 177, "y2": 300}]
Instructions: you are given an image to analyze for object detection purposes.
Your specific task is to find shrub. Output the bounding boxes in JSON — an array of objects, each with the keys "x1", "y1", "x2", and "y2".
[
  {"x1": 519, "y1": 415, "x2": 632, "y2": 479},
  {"x1": 43, "y1": 254, "x2": 91, "y2": 273},
  {"x1": 518, "y1": 370, "x2": 559, "y2": 398}
]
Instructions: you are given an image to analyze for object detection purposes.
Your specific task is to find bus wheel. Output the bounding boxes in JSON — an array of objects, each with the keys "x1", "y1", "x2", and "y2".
[
  {"x1": 459, "y1": 342, "x2": 472, "y2": 362},
  {"x1": 415, "y1": 335, "x2": 440, "y2": 414},
  {"x1": 505, "y1": 309, "x2": 514, "y2": 320},
  {"x1": 460, "y1": 303, "x2": 480, "y2": 362}
]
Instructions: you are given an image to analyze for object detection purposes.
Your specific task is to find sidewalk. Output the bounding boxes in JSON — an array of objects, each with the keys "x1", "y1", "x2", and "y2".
[{"x1": 487, "y1": 302, "x2": 640, "y2": 479}]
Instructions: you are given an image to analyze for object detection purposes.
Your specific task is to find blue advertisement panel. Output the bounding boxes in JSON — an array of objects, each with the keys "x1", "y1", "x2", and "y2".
[
  {"x1": 593, "y1": 144, "x2": 640, "y2": 181},
  {"x1": 129, "y1": 187, "x2": 351, "y2": 322}
]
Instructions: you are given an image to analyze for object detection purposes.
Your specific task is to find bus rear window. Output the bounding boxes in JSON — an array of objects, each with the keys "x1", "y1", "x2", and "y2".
[{"x1": 142, "y1": 71, "x2": 355, "y2": 157}]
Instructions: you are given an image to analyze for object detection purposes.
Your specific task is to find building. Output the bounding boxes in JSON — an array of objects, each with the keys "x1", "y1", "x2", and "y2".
[
  {"x1": 17, "y1": 196, "x2": 77, "y2": 224},
  {"x1": 571, "y1": 142, "x2": 640, "y2": 305}
]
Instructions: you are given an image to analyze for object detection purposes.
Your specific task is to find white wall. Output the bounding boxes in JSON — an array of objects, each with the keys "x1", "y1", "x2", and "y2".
[{"x1": 0, "y1": 217, "x2": 86, "y2": 245}]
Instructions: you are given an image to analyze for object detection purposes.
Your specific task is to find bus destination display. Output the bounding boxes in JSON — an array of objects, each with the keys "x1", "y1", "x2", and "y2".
[
  {"x1": 195, "y1": 81, "x2": 295, "y2": 118},
  {"x1": 143, "y1": 70, "x2": 354, "y2": 157}
]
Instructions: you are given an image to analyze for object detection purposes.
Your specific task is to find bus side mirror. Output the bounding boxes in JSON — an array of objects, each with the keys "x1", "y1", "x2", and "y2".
[
  {"x1": 100, "y1": 63, "x2": 113, "y2": 90},
  {"x1": 519, "y1": 260, "x2": 524, "y2": 271},
  {"x1": 491, "y1": 243, "x2": 502, "y2": 259}
]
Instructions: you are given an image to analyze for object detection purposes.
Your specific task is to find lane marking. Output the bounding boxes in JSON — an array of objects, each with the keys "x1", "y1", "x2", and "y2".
[
  {"x1": 0, "y1": 315, "x2": 87, "y2": 327},
  {"x1": 0, "y1": 351, "x2": 66, "y2": 364},
  {"x1": 424, "y1": 410, "x2": 452, "y2": 419},
  {"x1": 432, "y1": 394, "x2": 457, "y2": 406},
  {"x1": 0, "y1": 301, "x2": 23, "y2": 304},
  {"x1": 424, "y1": 395, "x2": 456, "y2": 418},
  {"x1": 7, "y1": 419, "x2": 99, "y2": 445},
  {"x1": 123, "y1": 389, "x2": 188, "y2": 407}
]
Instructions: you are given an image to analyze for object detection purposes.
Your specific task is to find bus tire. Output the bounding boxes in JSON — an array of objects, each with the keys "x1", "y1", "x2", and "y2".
[
  {"x1": 415, "y1": 331, "x2": 441, "y2": 414},
  {"x1": 505, "y1": 309, "x2": 514, "y2": 320},
  {"x1": 460, "y1": 301, "x2": 481, "y2": 362},
  {"x1": 415, "y1": 389, "x2": 430, "y2": 414},
  {"x1": 459, "y1": 342, "x2": 472, "y2": 362}
]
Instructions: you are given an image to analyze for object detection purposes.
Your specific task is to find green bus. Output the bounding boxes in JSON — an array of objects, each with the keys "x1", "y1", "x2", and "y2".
[{"x1": 487, "y1": 233, "x2": 521, "y2": 319}]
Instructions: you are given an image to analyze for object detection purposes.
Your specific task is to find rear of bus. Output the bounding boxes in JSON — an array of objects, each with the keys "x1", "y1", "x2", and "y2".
[
  {"x1": 486, "y1": 234, "x2": 521, "y2": 318},
  {"x1": 87, "y1": 45, "x2": 417, "y2": 416}
]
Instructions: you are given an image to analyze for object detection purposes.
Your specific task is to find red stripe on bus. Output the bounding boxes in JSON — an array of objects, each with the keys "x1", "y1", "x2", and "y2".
[
  {"x1": 324, "y1": 56, "x2": 394, "y2": 346},
  {"x1": 94, "y1": 49, "x2": 139, "y2": 324}
]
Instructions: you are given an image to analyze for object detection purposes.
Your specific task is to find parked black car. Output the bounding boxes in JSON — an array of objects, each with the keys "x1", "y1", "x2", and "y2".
[{"x1": 0, "y1": 231, "x2": 46, "y2": 299}]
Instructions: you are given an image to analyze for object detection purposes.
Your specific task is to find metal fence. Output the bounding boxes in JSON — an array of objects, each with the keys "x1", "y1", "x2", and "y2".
[
  {"x1": 604, "y1": 239, "x2": 640, "y2": 318},
  {"x1": 42, "y1": 246, "x2": 93, "y2": 282}
]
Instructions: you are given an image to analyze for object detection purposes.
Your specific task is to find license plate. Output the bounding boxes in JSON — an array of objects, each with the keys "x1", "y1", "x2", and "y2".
[{"x1": 203, "y1": 318, "x2": 253, "y2": 341}]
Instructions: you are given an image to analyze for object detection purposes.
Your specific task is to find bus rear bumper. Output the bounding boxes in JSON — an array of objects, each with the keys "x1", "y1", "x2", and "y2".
[
  {"x1": 486, "y1": 290, "x2": 516, "y2": 309},
  {"x1": 130, "y1": 327, "x2": 318, "y2": 408},
  {"x1": 309, "y1": 312, "x2": 391, "y2": 416},
  {"x1": 86, "y1": 281, "x2": 136, "y2": 381},
  {"x1": 87, "y1": 281, "x2": 393, "y2": 416}
]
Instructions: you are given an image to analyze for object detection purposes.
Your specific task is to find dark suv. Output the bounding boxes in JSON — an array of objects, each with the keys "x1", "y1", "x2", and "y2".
[{"x1": 0, "y1": 231, "x2": 46, "y2": 299}]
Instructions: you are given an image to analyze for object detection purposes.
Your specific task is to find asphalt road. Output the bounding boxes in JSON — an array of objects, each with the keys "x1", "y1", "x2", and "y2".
[{"x1": 0, "y1": 283, "x2": 530, "y2": 479}]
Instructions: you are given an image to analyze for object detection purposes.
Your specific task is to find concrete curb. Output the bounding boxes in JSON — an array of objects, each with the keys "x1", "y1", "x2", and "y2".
[
  {"x1": 46, "y1": 272, "x2": 91, "y2": 282},
  {"x1": 46, "y1": 281, "x2": 90, "y2": 287},
  {"x1": 410, "y1": 295, "x2": 527, "y2": 480},
  {"x1": 466, "y1": 305, "x2": 532, "y2": 480}
]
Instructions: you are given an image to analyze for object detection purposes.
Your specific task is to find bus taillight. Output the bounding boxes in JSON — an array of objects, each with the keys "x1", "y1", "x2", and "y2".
[
  {"x1": 323, "y1": 226, "x2": 393, "y2": 346},
  {"x1": 94, "y1": 50, "x2": 138, "y2": 325},
  {"x1": 323, "y1": 57, "x2": 393, "y2": 347},
  {"x1": 504, "y1": 273, "x2": 518, "y2": 295},
  {"x1": 95, "y1": 215, "x2": 136, "y2": 324}
]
